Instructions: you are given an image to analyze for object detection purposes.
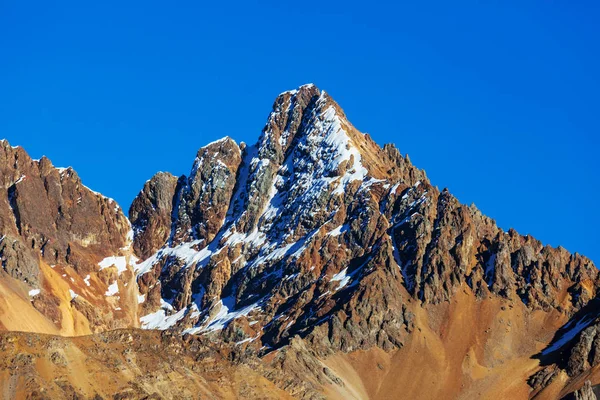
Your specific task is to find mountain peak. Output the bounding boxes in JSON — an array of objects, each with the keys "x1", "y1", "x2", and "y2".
[
  {"x1": 260, "y1": 85, "x2": 367, "y2": 189},
  {"x1": 0, "y1": 138, "x2": 21, "y2": 150},
  {"x1": 263, "y1": 85, "x2": 424, "y2": 187},
  {"x1": 277, "y1": 83, "x2": 319, "y2": 98},
  {"x1": 199, "y1": 136, "x2": 238, "y2": 151}
]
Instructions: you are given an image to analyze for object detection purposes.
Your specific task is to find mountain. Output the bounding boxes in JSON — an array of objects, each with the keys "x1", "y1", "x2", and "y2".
[{"x1": 0, "y1": 84, "x2": 597, "y2": 399}]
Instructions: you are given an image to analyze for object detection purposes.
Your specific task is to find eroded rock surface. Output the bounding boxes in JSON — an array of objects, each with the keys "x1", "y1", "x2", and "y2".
[{"x1": 0, "y1": 140, "x2": 137, "y2": 334}]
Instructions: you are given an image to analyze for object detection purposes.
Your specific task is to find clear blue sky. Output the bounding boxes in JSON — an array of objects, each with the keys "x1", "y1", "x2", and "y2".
[{"x1": 1, "y1": 1, "x2": 598, "y2": 264}]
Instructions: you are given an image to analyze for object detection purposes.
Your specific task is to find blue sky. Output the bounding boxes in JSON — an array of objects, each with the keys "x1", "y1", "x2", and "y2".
[{"x1": 1, "y1": 1, "x2": 598, "y2": 263}]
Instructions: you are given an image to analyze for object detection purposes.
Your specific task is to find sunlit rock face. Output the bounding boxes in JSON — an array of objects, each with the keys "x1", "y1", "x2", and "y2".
[{"x1": 0, "y1": 139, "x2": 137, "y2": 335}]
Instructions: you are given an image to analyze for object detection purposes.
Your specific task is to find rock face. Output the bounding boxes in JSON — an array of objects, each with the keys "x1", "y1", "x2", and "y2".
[
  {"x1": 0, "y1": 140, "x2": 137, "y2": 335},
  {"x1": 129, "y1": 171, "x2": 179, "y2": 259},
  {"x1": 574, "y1": 381, "x2": 598, "y2": 400},
  {"x1": 529, "y1": 300, "x2": 600, "y2": 397},
  {"x1": 0, "y1": 143, "x2": 128, "y2": 278},
  {"x1": 131, "y1": 84, "x2": 597, "y2": 356}
]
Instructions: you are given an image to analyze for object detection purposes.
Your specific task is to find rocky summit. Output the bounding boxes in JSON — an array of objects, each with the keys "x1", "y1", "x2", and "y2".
[{"x1": 0, "y1": 84, "x2": 598, "y2": 399}]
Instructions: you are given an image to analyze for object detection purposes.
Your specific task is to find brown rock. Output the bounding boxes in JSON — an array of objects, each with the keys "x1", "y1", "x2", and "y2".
[{"x1": 129, "y1": 171, "x2": 179, "y2": 259}]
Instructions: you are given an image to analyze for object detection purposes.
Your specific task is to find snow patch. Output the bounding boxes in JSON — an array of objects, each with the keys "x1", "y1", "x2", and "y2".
[
  {"x1": 98, "y1": 256, "x2": 128, "y2": 274},
  {"x1": 236, "y1": 334, "x2": 260, "y2": 345},
  {"x1": 203, "y1": 296, "x2": 261, "y2": 332},
  {"x1": 182, "y1": 296, "x2": 261, "y2": 335},
  {"x1": 140, "y1": 307, "x2": 187, "y2": 330},
  {"x1": 542, "y1": 315, "x2": 597, "y2": 355},
  {"x1": 328, "y1": 224, "x2": 349, "y2": 237},
  {"x1": 485, "y1": 254, "x2": 497, "y2": 286},
  {"x1": 331, "y1": 268, "x2": 351, "y2": 290},
  {"x1": 105, "y1": 281, "x2": 119, "y2": 296},
  {"x1": 201, "y1": 136, "x2": 236, "y2": 150}
]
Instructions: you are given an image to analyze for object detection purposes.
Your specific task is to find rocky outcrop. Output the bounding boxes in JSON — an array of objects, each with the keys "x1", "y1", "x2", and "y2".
[
  {"x1": 0, "y1": 142, "x2": 130, "y2": 271},
  {"x1": 529, "y1": 365, "x2": 560, "y2": 393},
  {"x1": 573, "y1": 381, "x2": 598, "y2": 400},
  {"x1": 0, "y1": 140, "x2": 137, "y2": 334},
  {"x1": 0, "y1": 235, "x2": 39, "y2": 285},
  {"x1": 129, "y1": 171, "x2": 179, "y2": 259},
  {"x1": 171, "y1": 137, "x2": 242, "y2": 245},
  {"x1": 526, "y1": 301, "x2": 600, "y2": 396},
  {"x1": 567, "y1": 322, "x2": 600, "y2": 376}
]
